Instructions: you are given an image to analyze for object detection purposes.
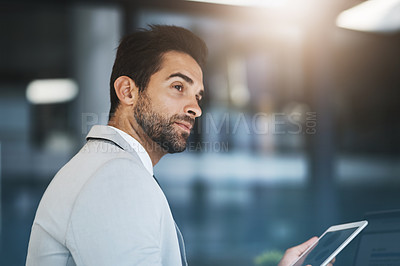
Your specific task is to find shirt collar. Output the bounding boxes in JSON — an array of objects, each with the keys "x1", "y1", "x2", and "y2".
[{"x1": 108, "y1": 126, "x2": 154, "y2": 176}]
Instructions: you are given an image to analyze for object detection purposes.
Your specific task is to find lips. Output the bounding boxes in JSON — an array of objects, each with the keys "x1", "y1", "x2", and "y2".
[{"x1": 174, "y1": 121, "x2": 193, "y2": 132}]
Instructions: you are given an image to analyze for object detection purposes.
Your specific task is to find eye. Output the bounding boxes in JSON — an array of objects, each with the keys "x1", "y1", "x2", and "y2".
[{"x1": 173, "y1": 84, "x2": 183, "y2": 92}]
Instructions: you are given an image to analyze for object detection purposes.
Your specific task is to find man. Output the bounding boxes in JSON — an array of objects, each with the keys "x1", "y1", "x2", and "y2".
[{"x1": 26, "y1": 25, "x2": 322, "y2": 266}]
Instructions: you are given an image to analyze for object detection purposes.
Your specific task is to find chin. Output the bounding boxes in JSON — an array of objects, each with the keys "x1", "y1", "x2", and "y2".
[
  {"x1": 168, "y1": 148, "x2": 186, "y2": 154},
  {"x1": 168, "y1": 140, "x2": 188, "y2": 154}
]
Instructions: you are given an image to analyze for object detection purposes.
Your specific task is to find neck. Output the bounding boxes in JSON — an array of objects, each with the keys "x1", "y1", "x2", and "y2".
[{"x1": 108, "y1": 113, "x2": 167, "y2": 166}]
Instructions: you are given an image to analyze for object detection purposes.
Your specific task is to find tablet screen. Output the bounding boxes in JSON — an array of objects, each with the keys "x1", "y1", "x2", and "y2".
[{"x1": 294, "y1": 228, "x2": 359, "y2": 266}]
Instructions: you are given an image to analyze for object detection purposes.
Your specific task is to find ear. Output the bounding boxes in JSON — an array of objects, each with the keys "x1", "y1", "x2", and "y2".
[{"x1": 114, "y1": 76, "x2": 138, "y2": 106}]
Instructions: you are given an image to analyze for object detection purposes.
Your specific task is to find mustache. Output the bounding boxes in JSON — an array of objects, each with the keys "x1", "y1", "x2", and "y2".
[{"x1": 170, "y1": 114, "x2": 195, "y2": 127}]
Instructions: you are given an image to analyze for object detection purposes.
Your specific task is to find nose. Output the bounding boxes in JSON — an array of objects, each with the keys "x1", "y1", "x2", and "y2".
[{"x1": 184, "y1": 97, "x2": 202, "y2": 118}]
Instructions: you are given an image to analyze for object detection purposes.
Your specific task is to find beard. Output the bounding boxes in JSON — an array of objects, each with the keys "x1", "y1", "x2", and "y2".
[{"x1": 133, "y1": 92, "x2": 194, "y2": 153}]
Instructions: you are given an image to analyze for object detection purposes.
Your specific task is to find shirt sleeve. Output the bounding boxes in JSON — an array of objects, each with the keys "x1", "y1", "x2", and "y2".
[{"x1": 65, "y1": 158, "x2": 163, "y2": 266}]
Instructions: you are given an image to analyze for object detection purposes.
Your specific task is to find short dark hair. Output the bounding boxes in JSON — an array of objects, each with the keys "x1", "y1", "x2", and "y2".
[{"x1": 109, "y1": 25, "x2": 208, "y2": 119}]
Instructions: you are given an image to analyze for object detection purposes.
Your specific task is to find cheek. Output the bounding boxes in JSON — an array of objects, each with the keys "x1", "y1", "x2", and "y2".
[
  {"x1": 147, "y1": 86, "x2": 184, "y2": 116},
  {"x1": 156, "y1": 97, "x2": 183, "y2": 117}
]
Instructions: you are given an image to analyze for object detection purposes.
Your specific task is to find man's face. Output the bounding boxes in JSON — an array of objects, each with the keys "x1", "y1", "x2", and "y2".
[{"x1": 133, "y1": 51, "x2": 204, "y2": 153}]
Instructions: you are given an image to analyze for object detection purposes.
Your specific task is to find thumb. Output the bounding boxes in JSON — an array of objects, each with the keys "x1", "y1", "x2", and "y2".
[{"x1": 295, "y1": 236, "x2": 318, "y2": 255}]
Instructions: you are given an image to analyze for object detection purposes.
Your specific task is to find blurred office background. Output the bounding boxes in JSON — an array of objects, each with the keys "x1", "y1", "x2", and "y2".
[{"x1": 1, "y1": 0, "x2": 399, "y2": 265}]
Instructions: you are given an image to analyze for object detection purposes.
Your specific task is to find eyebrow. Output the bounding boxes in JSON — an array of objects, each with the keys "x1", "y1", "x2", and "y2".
[
  {"x1": 168, "y1": 72, "x2": 204, "y2": 98},
  {"x1": 167, "y1": 72, "x2": 194, "y2": 85}
]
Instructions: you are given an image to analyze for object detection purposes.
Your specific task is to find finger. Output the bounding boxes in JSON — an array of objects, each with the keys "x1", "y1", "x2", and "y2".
[{"x1": 294, "y1": 236, "x2": 318, "y2": 254}]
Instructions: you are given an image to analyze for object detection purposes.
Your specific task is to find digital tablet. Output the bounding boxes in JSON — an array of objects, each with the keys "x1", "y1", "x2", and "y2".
[{"x1": 290, "y1": 220, "x2": 368, "y2": 266}]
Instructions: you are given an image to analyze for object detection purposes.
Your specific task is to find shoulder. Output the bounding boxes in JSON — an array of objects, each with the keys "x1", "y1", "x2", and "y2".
[
  {"x1": 70, "y1": 156, "x2": 165, "y2": 220},
  {"x1": 77, "y1": 157, "x2": 159, "y2": 204},
  {"x1": 64, "y1": 161, "x2": 168, "y2": 265},
  {"x1": 66, "y1": 156, "x2": 166, "y2": 235}
]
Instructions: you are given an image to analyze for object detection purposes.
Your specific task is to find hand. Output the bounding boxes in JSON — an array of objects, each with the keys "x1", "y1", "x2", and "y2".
[
  {"x1": 278, "y1": 237, "x2": 317, "y2": 266},
  {"x1": 278, "y1": 236, "x2": 336, "y2": 266}
]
